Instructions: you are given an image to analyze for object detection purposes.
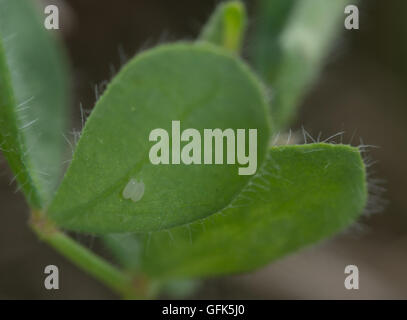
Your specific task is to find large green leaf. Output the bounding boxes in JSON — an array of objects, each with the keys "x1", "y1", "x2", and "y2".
[
  {"x1": 0, "y1": 0, "x2": 69, "y2": 207},
  {"x1": 48, "y1": 42, "x2": 271, "y2": 233},
  {"x1": 199, "y1": 1, "x2": 247, "y2": 53},
  {"x1": 135, "y1": 143, "x2": 367, "y2": 279}
]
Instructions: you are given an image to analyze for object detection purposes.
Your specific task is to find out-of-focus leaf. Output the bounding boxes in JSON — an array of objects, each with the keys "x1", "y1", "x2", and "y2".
[
  {"x1": 251, "y1": 0, "x2": 352, "y2": 130},
  {"x1": 104, "y1": 234, "x2": 200, "y2": 298},
  {"x1": 199, "y1": 1, "x2": 247, "y2": 53},
  {"x1": 250, "y1": 0, "x2": 298, "y2": 84},
  {"x1": 105, "y1": 234, "x2": 141, "y2": 271},
  {"x1": 48, "y1": 42, "x2": 270, "y2": 233},
  {"x1": 0, "y1": 0, "x2": 69, "y2": 207}
]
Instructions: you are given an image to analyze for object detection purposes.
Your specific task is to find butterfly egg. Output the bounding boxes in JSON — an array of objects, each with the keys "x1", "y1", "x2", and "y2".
[{"x1": 123, "y1": 178, "x2": 145, "y2": 202}]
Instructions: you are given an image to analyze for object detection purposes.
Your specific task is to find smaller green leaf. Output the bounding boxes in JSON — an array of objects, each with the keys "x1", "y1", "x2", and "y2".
[
  {"x1": 199, "y1": 1, "x2": 247, "y2": 53},
  {"x1": 104, "y1": 234, "x2": 200, "y2": 298},
  {"x1": 137, "y1": 143, "x2": 367, "y2": 279},
  {"x1": 105, "y1": 234, "x2": 141, "y2": 271}
]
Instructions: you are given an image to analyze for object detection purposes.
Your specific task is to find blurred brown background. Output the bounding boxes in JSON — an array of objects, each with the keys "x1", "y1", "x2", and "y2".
[{"x1": 1, "y1": 0, "x2": 407, "y2": 299}]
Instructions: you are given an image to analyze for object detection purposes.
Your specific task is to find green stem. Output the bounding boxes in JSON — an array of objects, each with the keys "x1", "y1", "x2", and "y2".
[{"x1": 30, "y1": 210, "x2": 148, "y2": 299}]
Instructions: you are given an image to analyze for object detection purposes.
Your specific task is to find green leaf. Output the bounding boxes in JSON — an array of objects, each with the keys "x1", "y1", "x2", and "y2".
[
  {"x1": 48, "y1": 42, "x2": 271, "y2": 233},
  {"x1": 0, "y1": 0, "x2": 69, "y2": 207},
  {"x1": 104, "y1": 234, "x2": 200, "y2": 298},
  {"x1": 199, "y1": 1, "x2": 247, "y2": 53},
  {"x1": 251, "y1": 0, "x2": 352, "y2": 130},
  {"x1": 104, "y1": 234, "x2": 141, "y2": 271},
  {"x1": 250, "y1": 0, "x2": 298, "y2": 84},
  {"x1": 136, "y1": 143, "x2": 367, "y2": 279}
]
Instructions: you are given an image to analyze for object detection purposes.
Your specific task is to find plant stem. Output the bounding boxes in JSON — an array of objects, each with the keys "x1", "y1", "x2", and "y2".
[{"x1": 30, "y1": 210, "x2": 148, "y2": 299}]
